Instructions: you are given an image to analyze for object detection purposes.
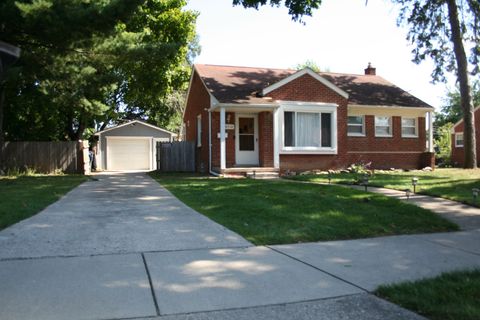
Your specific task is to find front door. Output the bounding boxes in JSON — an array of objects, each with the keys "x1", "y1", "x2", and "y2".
[{"x1": 235, "y1": 114, "x2": 259, "y2": 166}]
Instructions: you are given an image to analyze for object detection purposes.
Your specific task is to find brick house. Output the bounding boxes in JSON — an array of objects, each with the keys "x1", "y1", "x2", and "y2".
[
  {"x1": 183, "y1": 64, "x2": 435, "y2": 176},
  {"x1": 451, "y1": 106, "x2": 480, "y2": 167}
]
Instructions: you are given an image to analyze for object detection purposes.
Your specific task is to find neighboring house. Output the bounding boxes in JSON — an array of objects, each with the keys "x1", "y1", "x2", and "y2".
[
  {"x1": 451, "y1": 106, "x2": 480, "y2": 167},
  {"x1": 183, "y1": 63, "x2": 435, "y2": 175},
  {"x1": 94, "y1": 120, "x2": 176, "y2": 171}
]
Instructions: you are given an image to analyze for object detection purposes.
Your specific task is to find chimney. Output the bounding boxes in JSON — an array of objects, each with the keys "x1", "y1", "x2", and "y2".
[{"x1": 364, "y1": 62, "x2": 376, "y2": 75}]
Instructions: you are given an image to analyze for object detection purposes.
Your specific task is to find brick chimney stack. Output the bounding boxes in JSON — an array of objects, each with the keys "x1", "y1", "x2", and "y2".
[{"x1": 364, "y1": 62, "x2": 376, "y2": 75}]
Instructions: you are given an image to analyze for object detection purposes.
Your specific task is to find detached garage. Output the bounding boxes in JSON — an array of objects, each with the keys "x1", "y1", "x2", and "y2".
[{"x1": 94, "y1": 120, "x2": 176, "y2": 171}]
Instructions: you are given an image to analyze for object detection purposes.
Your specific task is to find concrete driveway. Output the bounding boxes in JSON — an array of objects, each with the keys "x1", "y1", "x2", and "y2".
[{"x1": 0, "y1": 172, "x2": 250, "y2": 259}]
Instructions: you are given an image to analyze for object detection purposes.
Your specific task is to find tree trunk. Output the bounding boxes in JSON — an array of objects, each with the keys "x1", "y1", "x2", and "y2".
[
  {"x1": 0, "y1": 57, "x2": 4, "y2": 166},
  {"x1": 0, "y1": 85, "x2": 4, "y2": 167},
  {"x1": 446, "y1": 0, "x2": 477, "y2": 168}
]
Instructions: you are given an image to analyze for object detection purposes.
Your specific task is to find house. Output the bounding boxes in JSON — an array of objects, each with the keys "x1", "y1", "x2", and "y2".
[
  {"x1": 94, "y1": 120, "x2": 176, "y2": 171},
  {"x1": 183, "y1": 63, "x2": 435, "y2": 176},
  {"x1": 451, "y1": 106, "x2": 480, "y2": 167}
]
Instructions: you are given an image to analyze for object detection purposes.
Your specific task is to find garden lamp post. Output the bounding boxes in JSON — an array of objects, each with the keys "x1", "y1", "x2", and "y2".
[
  {"x1": 328, "y1": 172, "x2": 332, "y2": 184},
  {"x1": 473, "y1": 188, "x2": 479, "y2": 203},
  {"x1": 411, "y1": 177, "x2": 419, "y2": 194},
  {"x1": 362, "y1": 173, "x2": 369, "y2": 192},
  {"x1": 405, "y1": 189, "x2": 412, "y2": 200}
]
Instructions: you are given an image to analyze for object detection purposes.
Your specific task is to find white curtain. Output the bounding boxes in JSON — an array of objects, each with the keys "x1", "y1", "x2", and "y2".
[{"x1": 297, "y1": 113, "x2": 320, "y2": 147}]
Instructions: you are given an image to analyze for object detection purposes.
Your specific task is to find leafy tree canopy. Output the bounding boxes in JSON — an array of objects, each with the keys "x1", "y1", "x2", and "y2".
[
  {"x1": 232, "y1": 0, "x2": 322, "y2": 21},
  {"x1": 294, "y1": 60, "x2": 322, "y2": 72},
  {"x1": 392, "y1": 0, "x2": 480, "y2": 82},
  {"x1": 1, "y1": 0, "x2": 198, "y2": 141},
  {"x1": 435, "y1": 81, "x2": 480, "y2": 128}
]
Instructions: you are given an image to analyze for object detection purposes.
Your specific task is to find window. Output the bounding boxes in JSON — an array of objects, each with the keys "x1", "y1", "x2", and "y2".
[
  {"x1": 455, "y1": 133, "x2": 464, "y2": 147},
  {"x1": 284, "y1": 111, "x2": 333, "y2": 149},
  {"x1": 196, "y1": 115, "x2": 202, "y2": 147},
  {"x1": 375, "y1": 116, "x2": 392, "y2": 137},
  {"x1": 347, "y1": 116, "x2": 365, "y2": 136},
  {"x1": 402, "y1": 117, "x2": 417, "y2": 137}
]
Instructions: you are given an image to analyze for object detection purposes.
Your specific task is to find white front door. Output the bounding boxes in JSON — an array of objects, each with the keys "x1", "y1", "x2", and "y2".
[{"x1": 235, "y1": 114, "x2": 259, "y2": 166}]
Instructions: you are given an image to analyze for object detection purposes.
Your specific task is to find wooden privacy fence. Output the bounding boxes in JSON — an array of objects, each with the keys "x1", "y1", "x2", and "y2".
[
  {"x1": 1, "y1": 141, "x2": 89, "y2": 174},
  {"x1": 156, "y1": 141, "x2": 195, "y2": 172}
]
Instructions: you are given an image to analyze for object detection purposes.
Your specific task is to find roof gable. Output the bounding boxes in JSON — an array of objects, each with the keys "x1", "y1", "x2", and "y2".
[
  {"x1": 262, "y1": 68, "x2": 349, "y2": 99},
  {"x1": 95, "y1": 120, "x2": 176, "y2": 136}
]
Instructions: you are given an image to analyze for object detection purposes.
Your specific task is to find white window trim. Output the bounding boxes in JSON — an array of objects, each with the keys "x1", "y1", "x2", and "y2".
[
  {"x1": 375, "y1": 116, "x2": 393, "y2": 137},
  {"x1": 347, "y1": 115, "x2": 365, "y2": 137},
  {"x1": 401, "y1": 117, "x2": 418, "y2": 138},
  {"x1": 196, "y1": 114, "x2": 202, "y2": 147},
  {"x1": 278, "y1": 103, "x2": 338, "y2": 154},
  {"x1": 455, "y1": 132, "x2": 464, "y2": 147}
]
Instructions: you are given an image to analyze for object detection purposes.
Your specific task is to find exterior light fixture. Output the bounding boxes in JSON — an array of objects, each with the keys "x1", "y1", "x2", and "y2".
[
  {"x1": 473, "y1": 188, "x2": 479, "y2": 202},
  {"x1": 411, "y1": 177, "x2": 419, "y2": 193},
  {"x1": 405, "y1": 188, "x2": 412, "y2": 200},
  {"x1": 328, "y1": 172, "x2": 332, "y2": 184},
  {"x1": 362, "y1": 173, "x2": 369, "y2": 192}
]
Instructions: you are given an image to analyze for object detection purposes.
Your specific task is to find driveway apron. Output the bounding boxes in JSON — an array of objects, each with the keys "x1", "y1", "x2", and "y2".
[{"x1": 0, "y1": 172, "x2": 251, "y2": 260}]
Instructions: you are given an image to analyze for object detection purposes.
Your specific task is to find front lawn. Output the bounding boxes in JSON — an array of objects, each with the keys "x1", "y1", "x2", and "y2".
[
  {"x1": 0, "y1": 174, "x2": 88, "y2": 230},
  {"x1": 291, "y1": 168, "x2": 480, "y2": 207},
  {"x1": 150, "y1": 173, "x2": 457, "y2": 245},
  {"x1": 376, "y1": 269, "x2": 480, "y2": 320}
]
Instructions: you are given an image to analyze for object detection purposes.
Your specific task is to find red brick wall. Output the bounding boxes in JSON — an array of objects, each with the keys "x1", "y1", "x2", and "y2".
[
  {"x1": 183, "y1": 70, "x2": 210, "y2": 172},
  {"x1": 451, "y1": 107, "x2": 480, "y2": 167},
  {"x1": 258, "y1": 112, "x2": 274, "y2": 167},
  {"x1": 347, "y1": 116, "x2": 426, "y2": 152}
]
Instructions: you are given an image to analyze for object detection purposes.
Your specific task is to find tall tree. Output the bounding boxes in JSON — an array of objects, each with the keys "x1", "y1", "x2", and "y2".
[
  {"x1": 393, "y1": 0, "x2": 479, "y2": 168},
  {"x1": 233, "y1": 0, "x2": 480, "y2": 168},
  {"x1": 1, "y1": 0, "x2": 198, "y2": 141}
]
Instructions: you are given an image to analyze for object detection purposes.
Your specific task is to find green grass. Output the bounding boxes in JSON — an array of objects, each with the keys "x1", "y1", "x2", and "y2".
[
  {"x1": 376, "y1": 269, "x2": 480, "y2": 320},
  {"x1": 291, "y1": 168, "x2": 480, "y2": 207},
  {"x1": 149, "y1": 173, "x2": 457, "y2": 245},
  {"x1": 0, "y1": 174, "x2": 88, "y2": 230}
]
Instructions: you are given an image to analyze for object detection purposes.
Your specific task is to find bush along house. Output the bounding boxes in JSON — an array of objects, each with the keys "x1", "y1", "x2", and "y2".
[{"x1": 183, "y1": 63, "x2": 435, "y2": 177}]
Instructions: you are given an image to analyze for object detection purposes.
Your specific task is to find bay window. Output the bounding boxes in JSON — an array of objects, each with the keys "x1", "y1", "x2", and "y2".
[{"x1": 283, "y1": 110, "x2": 335, "y2": 150}]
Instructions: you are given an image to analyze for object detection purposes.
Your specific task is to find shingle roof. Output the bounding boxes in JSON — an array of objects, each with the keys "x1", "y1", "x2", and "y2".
[{"x1": 195, "y1": 64, "x2": 433, "y2": 108}]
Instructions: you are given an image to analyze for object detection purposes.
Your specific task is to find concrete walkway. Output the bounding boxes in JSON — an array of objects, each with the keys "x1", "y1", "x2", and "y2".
[
  {"x1": 0, "y1": 172, "x2": 479, "y2": 320},
  {"x1": 348, "y1": 185, "x2": 480, "y2": 230}
]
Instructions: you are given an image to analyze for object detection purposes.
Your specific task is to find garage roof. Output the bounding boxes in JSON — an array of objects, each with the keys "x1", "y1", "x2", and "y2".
[{"x1": 94, "y1": 120, "x2": 177, "y2": 136}]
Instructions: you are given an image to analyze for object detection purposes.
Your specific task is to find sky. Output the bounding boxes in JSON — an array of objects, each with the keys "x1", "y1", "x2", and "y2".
[{"x1": 186, "y1": 0, "x2": 456, "y2": 110}]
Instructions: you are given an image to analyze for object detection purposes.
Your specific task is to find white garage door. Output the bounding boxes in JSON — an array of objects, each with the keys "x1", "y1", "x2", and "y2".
[{"x1": 108, "y1": 138, "x2": 151, "y2": 170}]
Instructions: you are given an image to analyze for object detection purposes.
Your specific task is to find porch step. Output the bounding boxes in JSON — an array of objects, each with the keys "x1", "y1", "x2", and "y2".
[
  {"x1": 245, "y1": 171, "x2": 279, "y2": 179},
  {"x1": 223, "y1": 167, "x2": 279, "y2": 173}
]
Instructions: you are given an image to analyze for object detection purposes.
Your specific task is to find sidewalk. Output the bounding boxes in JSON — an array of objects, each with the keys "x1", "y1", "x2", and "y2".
[{"x1": 348, "y1": 185, "x2": 480, "y2": 230}]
